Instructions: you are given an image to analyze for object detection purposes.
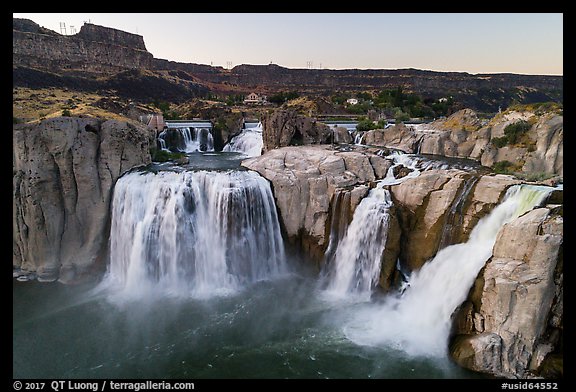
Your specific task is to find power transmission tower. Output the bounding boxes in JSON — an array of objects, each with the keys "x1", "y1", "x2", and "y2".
[
  {"x1": 226, "y1": 61, "x2": 233, "y2": 69},
  {"x1": 70, "y1": 25, "x2": 76, "y2": 34},
  {"x1": 59, "y1": 22, "x2": 67, "y2": 35}
]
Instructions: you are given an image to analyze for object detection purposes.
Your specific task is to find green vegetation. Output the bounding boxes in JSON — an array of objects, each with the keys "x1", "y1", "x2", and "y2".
[
  {"x1": 152, "y1": 100, "x2": 180, "y2": 120},
  {"x1": 355, "y1": 118, "x2": 387, "y2": 132},
  {"x1": 491, "y1": 120, "x2": 532, "y2": 148},
  {"x1": 492, "y1": 160, "x2": 516, "y2": 174},
  {"x1": 508, "y1": 102, "x2": 563, "y2": 116},
  {"x1": 62, "y1": 108, "x2": 72, "y2": 117},
  {"x1": 268, "y1": 91, "x2": 300, "y2": 105},
  {"x1": 492, "y1": 160, "x2": 555, "y2": 182},
  {"x1": 150, "y1": 148, "x2": 186, "y2": 162},
  {"x1": 225, "y1": 94, "x2": 245, "y2": 106},
  {"x1": 330, "y1": 87, "x2": 457, "y2": 120}
]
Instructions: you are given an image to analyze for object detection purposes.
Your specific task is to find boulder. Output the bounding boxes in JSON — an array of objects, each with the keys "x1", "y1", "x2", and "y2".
[
  {"x1": 13, "y1": 117, "x2": 155, "y2": 283},
  {"x1": 450, "y1": 207, "x2": 563, "y2": 378},
  {"x1": 362, "y1": 123, "x2": 418, "y2": 152},
  {"x1": 262, "y1": 110, "x2": 331, "y2": 151},
  {"x1": 331, "y1": 126, "x2": 353, "y2": 144}
]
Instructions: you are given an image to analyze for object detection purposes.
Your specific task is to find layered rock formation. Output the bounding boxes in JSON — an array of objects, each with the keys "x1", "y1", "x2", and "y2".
[
  {"x1": 358, "y1": 108, "x2": 563, "y2": 178},
  {"x1": 14, "y1": 18, "x2": 562, "y2": 112},
  {"x1": 390, "y1": 172, "x2": 520, "y2": 270},
  {"x1": 13, "y1": 117, "x2": 155, "y2": 283},
  {"x1": 262, "y1": 110, "x2": 332, "y2": 151},
  {"x1": 13, "y1": 19, "x2": 153, "y2": 75},
  {"x1": 450, "y1": 206, "x2": 563, "y2": 378},
  {"x1": 242, "y1": 145, "x2": 395, "y2": 266}
]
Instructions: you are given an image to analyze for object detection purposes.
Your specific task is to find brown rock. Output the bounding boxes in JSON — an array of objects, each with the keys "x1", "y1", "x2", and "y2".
[
  {"x1": 450, "y1": 207, "x2": 563, "y2": 378},
  {"x1": 13, "y1": 117, "x2": 155, "y2": 282}
]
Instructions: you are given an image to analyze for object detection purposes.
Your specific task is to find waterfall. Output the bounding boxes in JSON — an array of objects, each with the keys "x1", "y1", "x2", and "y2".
[
  {"x1": 222, "y1": 123, "x2": 263, "y2": 157},
  {"x1": 158, "y1": 138, "x2": 168, "y2": 151},
  {"x1": 103, "y1": 169, "x2": 286, "y2": 300},
  {"x1": 354, "y1": 131, "x2": 365, "y2": 145},
  {"x1": 437, "y1": 176, "x2": 479, "y2": 250},
  {"x1": 321, "y1": 185, "x2": 393, "y2": 301},
  {"x1": 321, "y1": 151, "x2": 443, "y2": 299},
  {"x1": 158, "y1": 127, "x2": 214, "y2": 153},
  {"x1": 342, "y1": 184, "x2": 553, "y2": 357}
]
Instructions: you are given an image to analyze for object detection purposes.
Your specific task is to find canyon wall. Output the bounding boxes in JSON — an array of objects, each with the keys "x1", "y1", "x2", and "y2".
[
  {"x1": 13, "y1": 19, "x2": 153, "y2": 75},
  {"x1": 13, "y1": 117, "x2": 155, "y2": 283}
]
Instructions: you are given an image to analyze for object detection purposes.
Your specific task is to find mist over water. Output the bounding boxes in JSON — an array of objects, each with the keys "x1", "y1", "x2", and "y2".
[
  {"x1": 339, "y1": 185, "x2": 553, "y2": 357},
  {"x1": 13, "y1": 146, "x2": 551, "y2": 379},
  {"x1": 101, "y1": 169, "x2": 286, "y2": 302}
]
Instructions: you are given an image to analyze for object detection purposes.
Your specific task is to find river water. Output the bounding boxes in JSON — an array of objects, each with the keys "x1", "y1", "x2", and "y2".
[
  {"x1": 13, "y1": 275, "x2": 479, "y2": 379},
  {"x1": 13, "y1": 149, "x2": 491, "y2": 379}
]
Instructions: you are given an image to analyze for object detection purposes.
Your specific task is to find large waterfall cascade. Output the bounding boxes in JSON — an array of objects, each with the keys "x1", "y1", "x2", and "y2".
[
  {"x1": 321, "y1": 151, "x2": 458, "y2": 299},
  {"x1": 322, "y1": 184, "x2": 393, "y2": 301},
  {"x1": 320, "y1": 148, "x2": 554, "y2": 357},
  {"x1": 103, "y1": 169, "x2": 286, "y2": 300},
  {"x1": 340, "y1": 184, "x2": 554, "y2": 356}
]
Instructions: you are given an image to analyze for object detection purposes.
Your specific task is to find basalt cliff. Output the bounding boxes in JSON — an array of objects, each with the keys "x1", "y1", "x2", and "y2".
[{"x1": 13, "y1": 18, "x2": 562, "y2": 111}]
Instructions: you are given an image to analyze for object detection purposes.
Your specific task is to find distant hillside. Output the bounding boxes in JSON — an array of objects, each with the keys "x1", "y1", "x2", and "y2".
[{"x1": 13, "y1": 18, "x2": 563, "y2": 112}]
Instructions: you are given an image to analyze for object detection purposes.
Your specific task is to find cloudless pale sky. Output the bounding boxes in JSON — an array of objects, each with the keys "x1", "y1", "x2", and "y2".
[{"x1": 13, "y1": 13, "x2": 563, "y2": 75}]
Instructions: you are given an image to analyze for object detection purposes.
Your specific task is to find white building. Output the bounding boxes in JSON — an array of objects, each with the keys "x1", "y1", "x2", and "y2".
[
  {"x1": 244, "y1": 92, "x2": 267, "y2": 105},
  {"x1": 346, "y1": 98, "x2": 359, "y2": 105}
]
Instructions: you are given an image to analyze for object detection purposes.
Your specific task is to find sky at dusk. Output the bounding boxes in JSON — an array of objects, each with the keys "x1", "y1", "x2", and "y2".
[{"x1": 13, "y1": 13, "x2": 563, "y2": 75}]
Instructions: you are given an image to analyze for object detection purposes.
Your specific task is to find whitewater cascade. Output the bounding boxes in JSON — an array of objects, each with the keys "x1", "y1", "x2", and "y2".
[
  {"x1": 321, "y1": 151, "x2": 453, "y2": 299},
  {"x1": 322, "y1": 185, "x2": 393, "y2": 300},
  {"x1": 342, "y1": 184, "x2": 553, "y2": 357},
  {"x1": 159, "y1": 127, "x2": 214, "y2": 153},
  {"x1": 103, "y1": 169, "x2": 286, "y2": 299},
  {"x1": 222, "y1": 123, "x2": 263, "y2": 157}
]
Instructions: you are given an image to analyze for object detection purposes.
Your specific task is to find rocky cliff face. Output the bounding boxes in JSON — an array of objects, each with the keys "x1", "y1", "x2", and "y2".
[
  {"x1": 13, "y1": 117, "x2": 155, "y2": 283},
  {"x1": 13, "y1": 18, "x2": 562, "y2": 112},
  {"x1": 243, "y1": 145, "x2": 523, "y2": 282},
  {"x1": 390, "y1": 171, "x2": 520, "y2": 270},
  {"x1": 358, "y1": 108, "x2": 563, "y2": 178},
  {"x1": 424, "y1": 109, "x2": 563, "y2": 177},
  {"x1": 450, "y1": 206, "x2": 563, "y2": 378},
  {"x1": 242, "y1": 146, "x2": 396, "y2": 268},
  {"x1": 13, "y1": 19, "x2": 153, "y2": 75},
  {"x1": 243, "y1": 144, "x2": 562, "y2": 378},
  {"x1": 185, "y1": 64, "x2": 562, "y2": 112},
  {"x1": 262, "y1": 110, "x2": 332, "y2": 151}
]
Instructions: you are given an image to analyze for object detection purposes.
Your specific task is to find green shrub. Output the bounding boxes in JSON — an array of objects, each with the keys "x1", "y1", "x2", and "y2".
[
  {"x1": 517, "y1": 171, "x2": 555, "y2": 182},
  {"x1": 503, "y1": 120, "x2": 531, "y2": 144},
  {"x1": 356, "y1": 118, "x2": 378, "y2": 132},
  {"x1": 491, "y1": 120, "x2": 532, "y2": 148},
  {"x1": 151, "y1": 148, "x2": 185, "y2": 162},
  {"x1": 62, "y1": 108, "x2": 72, "y2": 117},
  {"x1": 492, "y1": 160, "x2": 515, "y2": 174},
  {"x1": 491, "y1": 136, "x2": 508, "y2": 148}
]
